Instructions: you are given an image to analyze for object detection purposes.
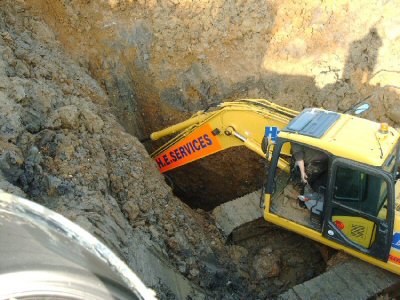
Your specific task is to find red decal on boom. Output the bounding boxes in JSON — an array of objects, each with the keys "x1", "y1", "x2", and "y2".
[{"x1": 154, "y1": 124, "x2": 222, "y2": 173}]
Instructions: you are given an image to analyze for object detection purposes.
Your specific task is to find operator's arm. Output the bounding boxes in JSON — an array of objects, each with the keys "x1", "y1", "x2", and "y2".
[
  {"x1": 292, "y1": 144, "x2": 308, "y2": 183},
  {"x1": 297, "y1": 159, "x2": 308, "y2": 183}
]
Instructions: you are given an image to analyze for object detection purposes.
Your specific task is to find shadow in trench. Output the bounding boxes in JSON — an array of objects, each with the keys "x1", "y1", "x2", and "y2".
[{"x1": 165, "y1": 27, "x2": 400, "y2": 210}]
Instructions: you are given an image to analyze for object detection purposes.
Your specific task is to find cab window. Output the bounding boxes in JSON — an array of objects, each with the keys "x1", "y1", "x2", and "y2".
[
  {"x1": 334, "y1": 167, "x2": 363, "y2": 201},
  {"x1": 333, "y1": 166, "x2": 387, "y2": 220},
  {"x1": 330, "y1": 165, "x2": 388, "y2": 250}
]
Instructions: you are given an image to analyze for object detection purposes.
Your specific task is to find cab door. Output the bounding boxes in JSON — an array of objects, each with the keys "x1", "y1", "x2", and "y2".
[{"x1": 322, "y1": 158, "x2": 394, "y2": 261}]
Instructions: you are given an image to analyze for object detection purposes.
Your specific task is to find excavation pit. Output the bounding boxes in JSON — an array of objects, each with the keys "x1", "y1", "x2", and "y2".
[{"x1": 1, "y1": 0, "x2": 400, "y2": 298}]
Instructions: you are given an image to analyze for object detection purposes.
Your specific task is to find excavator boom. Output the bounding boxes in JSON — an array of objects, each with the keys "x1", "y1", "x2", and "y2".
[{"x1": 151, "y1": 99, "x2": 298, "y2": 173}]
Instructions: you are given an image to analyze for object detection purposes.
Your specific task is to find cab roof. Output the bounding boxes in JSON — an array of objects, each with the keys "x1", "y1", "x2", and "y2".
[{"x1": 280, "y1": 108, "x2": 399, "y2": 167}]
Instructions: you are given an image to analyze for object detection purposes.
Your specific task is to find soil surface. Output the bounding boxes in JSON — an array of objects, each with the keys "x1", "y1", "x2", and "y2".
[
  {"x1": 236, "y1": 223, "x2": 326, "y2": 298},
  {"x1": 1, "y1": 0, "x2": 400, "y2": 299},
  {"x1": 0, "y1": 2, "x2": 252, "y2": 298},
  {"x1": 24, "y1": 0, "x2": 400, "y2": 206}
]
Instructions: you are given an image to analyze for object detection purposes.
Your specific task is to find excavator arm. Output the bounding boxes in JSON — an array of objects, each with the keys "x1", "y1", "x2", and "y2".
[{"x1": 150, "y1": 99, "x2": 298, "y2": 173}]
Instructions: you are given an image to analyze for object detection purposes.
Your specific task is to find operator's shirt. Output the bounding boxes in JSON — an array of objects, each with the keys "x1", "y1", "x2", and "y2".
[{"x1": 292, "y1": 144, "x2": 327, "y2": 165}]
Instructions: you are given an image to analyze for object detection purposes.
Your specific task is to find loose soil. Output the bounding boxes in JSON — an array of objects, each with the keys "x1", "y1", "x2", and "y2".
[{"x1": 1, "y1": 0, "x2": 400, "y2": 299}]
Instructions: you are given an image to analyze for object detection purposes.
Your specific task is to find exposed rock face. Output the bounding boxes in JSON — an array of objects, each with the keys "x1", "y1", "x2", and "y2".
[
  {"x1": 1, "y1": 0, "x2": 399, "y2": 298},
  {"x1": 0, "y1": 2, "x2": 256, "y2": 298},
  {"x1": 24, "y1": 0, "x2": 400, "y2": 207},
  {"x1": 252, "y1": 247, "x2": 281, "y2": 279},
  {"x1": 25, "y1": 0, "x2": 400, "y2": 125}
]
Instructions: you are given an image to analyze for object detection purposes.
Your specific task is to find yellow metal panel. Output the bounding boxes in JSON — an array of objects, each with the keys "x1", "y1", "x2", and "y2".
[
  {"x1": 279, "y1": 113, "x2": 399, "y2": 166},
  {"x1": 263, "y1": 208, "x2": 400, "y2": 275},
  {"x1": 332, "y1": 216, "x2": 376, "y2": 248},
  {"x1": 264, "y1": 194, "x2": 271, "y2": 211}
]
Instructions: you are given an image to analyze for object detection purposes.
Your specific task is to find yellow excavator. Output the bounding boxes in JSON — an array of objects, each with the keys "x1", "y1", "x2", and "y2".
[{"x1": 150, "y1": 99, "x2": 400, "y2": 276}]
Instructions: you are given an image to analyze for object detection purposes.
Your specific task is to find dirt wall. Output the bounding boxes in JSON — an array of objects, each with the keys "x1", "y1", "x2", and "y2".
[
  {"x1": 0, "y1": 2, "x2": 260, "y2": 298},
  {"x1": 26, "y1": 0, "x2": 400, "y2": 127},
  {"x1": 2, "y1": 1, "x2": 400, "y2": 297},
  {"x1": 23, "y1": 1, "x2": 400, "y2": 207}
]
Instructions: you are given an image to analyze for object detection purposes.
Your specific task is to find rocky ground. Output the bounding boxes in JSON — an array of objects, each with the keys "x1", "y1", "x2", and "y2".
[
  {"x1": 1, "y1": 0, "x2": 400, "y2": 299},
  {"x1": 0, "y1": 1, "x2": 327, "y2": 299},
  {"x1": 0, "y1": 2, "x2": 251, "y2": 298}
]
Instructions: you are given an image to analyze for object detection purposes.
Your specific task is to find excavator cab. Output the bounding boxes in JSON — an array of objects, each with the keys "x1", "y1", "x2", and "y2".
[{"x1": 264, "y1": 108, "x2": 399, "y2": 265}]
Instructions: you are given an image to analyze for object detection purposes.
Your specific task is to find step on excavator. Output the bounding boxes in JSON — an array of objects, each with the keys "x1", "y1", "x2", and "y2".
[{"x1": 150, "y1": 99, "x2": 400, "y2": 290}]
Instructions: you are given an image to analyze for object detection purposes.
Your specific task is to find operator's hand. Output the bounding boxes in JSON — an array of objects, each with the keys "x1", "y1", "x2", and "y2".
[{"x1": 301, "y1": 172, "x2": 308, "y2": 184}]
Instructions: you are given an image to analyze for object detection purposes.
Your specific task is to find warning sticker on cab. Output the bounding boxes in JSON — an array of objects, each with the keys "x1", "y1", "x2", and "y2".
[
  {"x1": 392, "y1": 233, "x2": 400, "y2": 250},
  {"x1": 154, "y1": 124, "x2": 222, "y2": 173},
  {"x1": 389, "y1": 254, "x2": 400, "y2": 265}
]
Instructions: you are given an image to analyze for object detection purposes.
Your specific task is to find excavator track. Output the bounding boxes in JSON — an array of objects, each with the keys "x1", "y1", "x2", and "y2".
[
  {"x1": 212, "y1": 191, "x2": 400, "y2": 299},
  {"x1": 212, "y1": 190, "x2": 263, "y2": 238},
  {"x1": 278, "y1": 259, "x2": 400, "y2": 299}
]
